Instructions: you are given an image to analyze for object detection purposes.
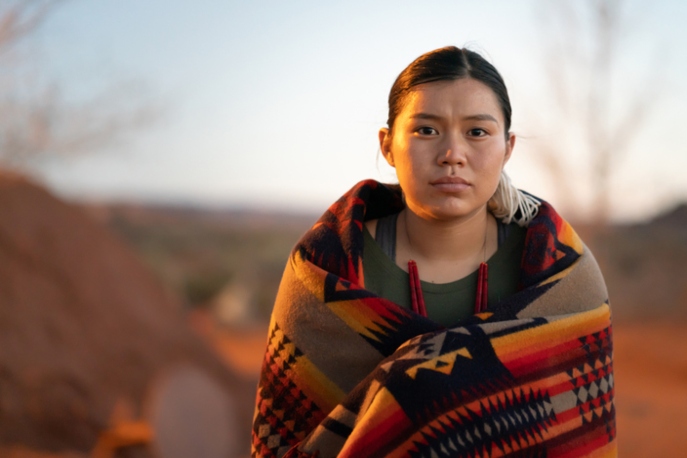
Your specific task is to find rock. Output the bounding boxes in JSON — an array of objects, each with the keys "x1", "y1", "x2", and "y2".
[{"x1": 0, "y1": 170, "x2": 253, "y2": 457}]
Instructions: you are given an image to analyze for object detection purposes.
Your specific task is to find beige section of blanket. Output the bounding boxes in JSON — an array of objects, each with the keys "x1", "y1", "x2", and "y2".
[
  {"x1": 517, "y1": 245, "x2": 609, "y2": 319},
  {"x1": 272, "y1": 257, "x2": 386, "y2": 395}
]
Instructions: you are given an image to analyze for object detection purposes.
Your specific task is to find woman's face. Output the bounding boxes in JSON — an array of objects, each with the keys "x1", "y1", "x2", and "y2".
[{"x1": 379, "y1": 78, "x2": 515, "y2": 222}]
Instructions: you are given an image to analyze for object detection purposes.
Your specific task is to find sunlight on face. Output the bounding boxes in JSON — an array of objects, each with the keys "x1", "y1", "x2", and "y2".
[{"x1": 379, "y1": 78, "x2": 515, "y2": 222}]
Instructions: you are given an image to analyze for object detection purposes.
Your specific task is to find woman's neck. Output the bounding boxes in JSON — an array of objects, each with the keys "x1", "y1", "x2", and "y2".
[{"x1": 396, "y1": 207, "x2": 498, "y2": 283}]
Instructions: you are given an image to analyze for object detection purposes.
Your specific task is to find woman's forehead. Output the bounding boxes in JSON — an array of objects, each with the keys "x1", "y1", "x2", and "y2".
[{"x1": 399, "y1": 79, "x2": 504, "y2": 120}]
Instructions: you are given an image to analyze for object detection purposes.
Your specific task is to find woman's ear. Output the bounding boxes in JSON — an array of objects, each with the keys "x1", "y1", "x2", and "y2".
[
  {"x1": 503, "y1": 132, "x2": 516, "y2": 166},
  {"x1": 379, "y1": 128, "x2": 394, "y2": 167}
]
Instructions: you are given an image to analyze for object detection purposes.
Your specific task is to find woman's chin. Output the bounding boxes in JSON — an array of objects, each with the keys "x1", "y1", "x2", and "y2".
[{"x1": 409, "y1": 202, "x2": 486, "y2": 223}]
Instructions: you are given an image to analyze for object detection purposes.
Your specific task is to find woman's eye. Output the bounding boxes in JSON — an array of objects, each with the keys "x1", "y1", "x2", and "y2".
[
  {"x1": 468, "y1": 128, "x2": 487, "y2": 137},
  {"x1": 417, "y1": 127, "x2": 438, "y2": 135}
]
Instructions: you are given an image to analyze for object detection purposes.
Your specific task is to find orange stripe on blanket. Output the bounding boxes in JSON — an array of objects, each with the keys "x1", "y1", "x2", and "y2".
[
  {"x1": 502, "y1": 343, "x2": 612, "y2": 387},
  {"x1": 500, "y1": 339, "x2": 582, "y2": 377},
  {"x1": 291, "y1": 356, "x2": 346, "y2": 413},
  {"x1": 491, "y1": 304, "x2": 611, "y2": 364},
  {"x1": 339, "y1": 388, "x2": 412, "y2": 458},
  {"x1": 558, "y1": 220, "x2": 584, "y2": 254}
]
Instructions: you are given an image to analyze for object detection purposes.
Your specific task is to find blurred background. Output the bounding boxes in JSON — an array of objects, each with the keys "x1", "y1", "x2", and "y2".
[{"x1": 0, "y1": 0, "x2": 685, "y2": 456}]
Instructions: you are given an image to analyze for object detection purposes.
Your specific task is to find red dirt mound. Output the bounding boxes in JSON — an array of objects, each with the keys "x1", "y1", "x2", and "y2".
[{"x1": 0, "y1": 171, "x2": 254, "y2": 457}]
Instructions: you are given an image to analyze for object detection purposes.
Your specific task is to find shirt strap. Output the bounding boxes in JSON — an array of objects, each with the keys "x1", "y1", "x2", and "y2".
[
  {"x1": 374, "y1": 212, "x2": 399, "y2": 262},
  {"x1": 497, "y1": 217, "x2": 510, "y2": 247}
]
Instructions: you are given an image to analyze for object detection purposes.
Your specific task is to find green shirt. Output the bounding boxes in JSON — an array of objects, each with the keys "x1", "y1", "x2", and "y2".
[{"x1": 362, "y1": 222, "x2": 526, "y2": 327}]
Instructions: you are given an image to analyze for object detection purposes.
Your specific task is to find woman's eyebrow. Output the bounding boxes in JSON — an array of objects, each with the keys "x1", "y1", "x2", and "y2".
[
  {"x1": 410, "y1": 112, "x2": 443, "y2": 121},
  {"x1": 410, "y1": 113, "x2": 499, "y2": 123},
  {"x1": 464, "y1": 114, "x2": 499, "y2": 123}
]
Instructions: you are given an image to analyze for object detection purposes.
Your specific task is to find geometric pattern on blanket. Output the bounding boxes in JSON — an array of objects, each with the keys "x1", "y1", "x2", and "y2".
[
  {"x1": 318, "y1": 308, "x2": 615, "y2": 457},
  {"x1": 251, "y1": 180, "x2": 616, "y2": 457},
  {"x1": 252, "y1": 323, "x2": 327, "y2": 457}
]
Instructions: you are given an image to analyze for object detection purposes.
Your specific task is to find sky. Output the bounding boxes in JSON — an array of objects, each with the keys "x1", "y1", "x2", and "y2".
[{"x1": 18, "y1": 0, "x2": 687, "y2": 222}]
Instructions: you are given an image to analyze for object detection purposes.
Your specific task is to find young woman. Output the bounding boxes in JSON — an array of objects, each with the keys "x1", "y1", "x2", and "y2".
[{"x1": 252, "y1": 47, "x2": 615, "y2": 458}]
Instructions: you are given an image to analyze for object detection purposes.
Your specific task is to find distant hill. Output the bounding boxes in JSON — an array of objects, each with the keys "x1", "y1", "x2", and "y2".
[
  {"x1": 643, "y1": 203, "x2": 687, "y2": 228},
  {"x1": 78, "y1": 201, "x2": 318, "y2": 322},
  {"x1": 80, "y1": 200, "x2": 318, "y2": 231},
  {"x1": 584, "y1": 203, "x2": 687, "y2": 321}
]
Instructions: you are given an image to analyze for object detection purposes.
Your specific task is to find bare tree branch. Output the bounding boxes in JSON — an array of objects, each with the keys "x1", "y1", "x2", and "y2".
[
  {"x1": 0, "y1": 82, "x2": 163, "y2": 167},
  {"x1": 0, "y1": 0, "x2": 163, "y2": 170},
  {"x1": 531, "y1": 0, "x2": 662, "y2": 224},
  {"x1": 0, "y1": 0, "x2": 58, "y2": 54}
]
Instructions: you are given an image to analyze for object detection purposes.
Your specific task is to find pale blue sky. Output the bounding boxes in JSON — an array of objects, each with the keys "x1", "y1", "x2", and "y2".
[{"x1": 26, "y1": 0, "x2": 687, "y2": 221}]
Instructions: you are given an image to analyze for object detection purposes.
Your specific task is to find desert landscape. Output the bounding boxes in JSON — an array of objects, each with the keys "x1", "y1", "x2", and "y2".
[
  {"x1": 2, "y1": 171, "x2": 686, "y2": 457},
  {"x1": 1, "y1": 0, "x2": 684, "y2": 456}
]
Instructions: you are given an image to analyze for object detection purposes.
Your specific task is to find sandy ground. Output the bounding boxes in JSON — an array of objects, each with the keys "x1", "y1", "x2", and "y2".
[
  {"x1": 188, "y1": 312, "x2": 268, "y2": 380},
  {"x1": 613, "y1": 321, "x2": 687, "y2": 456},
  {"x1": 197, "y1": 314, "x2": 687, "y2": 456}
]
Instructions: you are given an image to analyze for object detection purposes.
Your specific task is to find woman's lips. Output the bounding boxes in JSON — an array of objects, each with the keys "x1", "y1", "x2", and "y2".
[{"x1": 430, "y1": 176, "x2": 471, "y2": 192}]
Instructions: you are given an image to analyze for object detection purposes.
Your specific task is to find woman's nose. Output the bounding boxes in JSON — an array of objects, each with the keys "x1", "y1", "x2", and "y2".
[{"x1": 437, "y1": 135, "x2": 467, "y2": 166}]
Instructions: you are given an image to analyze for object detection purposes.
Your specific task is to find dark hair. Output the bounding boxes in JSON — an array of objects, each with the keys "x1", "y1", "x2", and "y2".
[{"x1": 386, "y1": 46, "x2": 512, "y2": 137}]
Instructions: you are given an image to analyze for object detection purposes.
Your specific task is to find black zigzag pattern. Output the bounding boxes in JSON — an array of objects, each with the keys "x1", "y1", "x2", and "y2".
[
  {"x1": 407, "y1": 387, "x2": 554, "y2": 458},
  {"x1": 384, "y1": 326, "x2": 515, "y2": 424}
]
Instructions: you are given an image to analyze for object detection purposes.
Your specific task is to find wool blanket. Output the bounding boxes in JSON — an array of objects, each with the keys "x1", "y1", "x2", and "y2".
[{"x1": 252, "y1": 180, "x2": 616, "y2": 457}]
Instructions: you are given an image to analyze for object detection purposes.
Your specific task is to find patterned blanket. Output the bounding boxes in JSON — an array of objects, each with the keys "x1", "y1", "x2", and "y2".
[{"x1": 252, "y1": 180, "x2": 616, "y2": 457}]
